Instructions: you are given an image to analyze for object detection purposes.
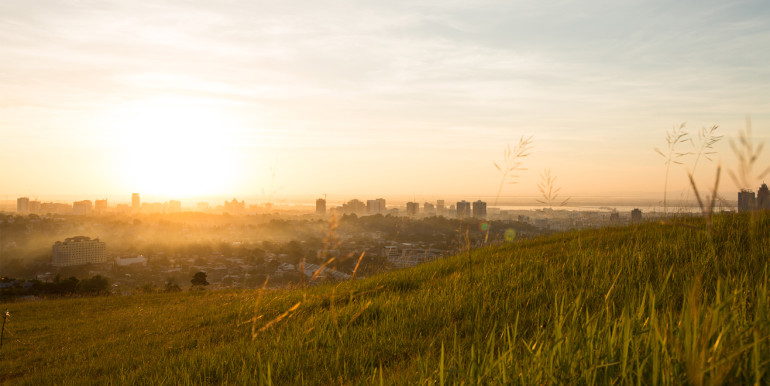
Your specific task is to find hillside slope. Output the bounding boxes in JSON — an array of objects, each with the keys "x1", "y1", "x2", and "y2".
[{"x1": 1, "y1": 213, "x2": 769, "y2": 384}]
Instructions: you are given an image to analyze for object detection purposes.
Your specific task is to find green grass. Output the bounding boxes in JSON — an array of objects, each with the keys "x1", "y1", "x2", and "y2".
[{"x1": 1, "y1": 212, "x2": 769, "y2": 385}]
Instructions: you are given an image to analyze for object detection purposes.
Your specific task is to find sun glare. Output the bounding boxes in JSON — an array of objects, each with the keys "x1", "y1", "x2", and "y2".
[{"x1": 104, "y1": 99, "x2": 241, "y2": 198}]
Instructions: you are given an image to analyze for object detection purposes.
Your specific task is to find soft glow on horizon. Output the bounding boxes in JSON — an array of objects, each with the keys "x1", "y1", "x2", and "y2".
[
  {"x1": 102, "y1": 99, "x2": 242, "y2": 198},
  {"x1": 0, "y1": 0, "x2": 768, "y2": 200}
]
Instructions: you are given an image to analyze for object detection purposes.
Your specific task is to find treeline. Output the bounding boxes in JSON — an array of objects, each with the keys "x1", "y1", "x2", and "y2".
[{"x1": 0, "y1": 274, "x2": 109, "y2": 300}]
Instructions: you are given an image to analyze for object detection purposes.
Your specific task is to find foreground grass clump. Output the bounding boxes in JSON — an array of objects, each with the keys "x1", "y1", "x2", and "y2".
[{"x1": 1, "y1": 212, "x2": 769, "y2": 384}]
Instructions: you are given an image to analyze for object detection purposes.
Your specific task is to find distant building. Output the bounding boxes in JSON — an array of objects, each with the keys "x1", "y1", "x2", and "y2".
[
  {"x1": 631, "y1": 208, "x2": 642, "y2": 223},
  {"x1": 132, "y1": 193, "x2": 140, "y2": 213},
  {"x1": 609, "y1": 212, "x2": 620, "y2": 223},
  {"x1": 72, "y1": 200, "x2": 93, "y2": 216},
  {"x1": 316, "y1": 198, "x2": 326, "y2": 215},
  {"x1": 472, "y1": 200, "x2": 487, "y2": 219},
  {"x1": 116, "y1": 203, "x2": 130, "y2": 214},
  {"x1": 436, "y1": 200, "x2": 445, "y2": 215},
  {"x1": 94, "y1": 199, "x2": 108, "y2": 215},
  {"x1": 224, "y1": 198, "x2": 245, "y2": 214},
  {"x1": 406, "y1": 202, "x2": 419, "y2": 216},
  {"x1": 366, "y1": 199, "x2": 386, "y2": 215},
  {"x1": 115, "y1": 255, "x2": 148, "y2": 267},
  {"x1": 738, "y1": 190, "x2": 756, "y2": 213},
  {"x1": 41, "y1": 202, "x2": 72, "y2": 215},
  {"x1": 758, "y1": 183, "x2": 770, "y2": 210},
  {"x1": 16, "y1": 197, "x2": 29, "y2": 214},
  {"x1": 423, "y1": 202, "x2": 435, "y2": 215},
  {"x1": 52, "y1": 236, "x2": 107, "y2": 267},
  {"x1": 28, "y1": 200, "x2": 41, "y2": 214},
  {"x1": 196, "y1": 202, "x2": 209, "y2": 212},
  {"x1": 168, "y1": 200, "x2": 182, "y2": 213},
  {"x1": 366, "y1": 200, "x2": 376, "y2": 214},
  {"x1": 456, "y1": 200, "x2": 471, "y2": 218},
  {"x1": 142, "y1": 202, "x2": 167, "y2": 214}
]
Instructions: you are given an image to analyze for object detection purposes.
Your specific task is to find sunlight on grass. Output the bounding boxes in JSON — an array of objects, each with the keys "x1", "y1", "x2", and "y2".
[{"x1": 1, "y1": 212, "x2": 769, "y2": 384}]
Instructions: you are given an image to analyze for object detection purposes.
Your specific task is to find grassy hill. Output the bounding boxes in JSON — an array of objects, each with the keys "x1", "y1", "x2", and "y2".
[{"x1": 1, "y1": 213, "x2": 769, "y2": 385}]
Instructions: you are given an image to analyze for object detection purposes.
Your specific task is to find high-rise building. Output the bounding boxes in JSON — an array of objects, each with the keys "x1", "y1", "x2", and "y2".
[
  {"x1": 52, "y1": 236, "x2": 107, "y2": 267},
  {"x1": 631, "y1": 208, "x2": 642, "y2": 223},
  {"x1": 423, "y1": 202, "x2": 435, "y2": 215},
  {"x1": 472, "y1": 200, "x2": 487, "y2": 219},
  {"x1": 456, "y1": 200, "x2": 471, "y2": 218},
  {"x1": 73, "y1": 200, "x2": 93, "y2": 216},
  {"x1": 738, "y1": 190, "x2": 756, "y2": 213},
  {"x1": 366, "y1": 200, "x2": 378, "y2": 214},
  {"x1": 436, "y1": 200, "x2": 445, "y2": 215},
  {"x1": 366, "y1": 198, "x2": 386, "y2": 214},
  {"x1": 16, "y1": 197, "x2": 29, "y2": 214},
  {"x1": 224, "y1": 198, "x2": 245, "y2": 214},
  {"x1": 758, "y1": 183, "x2": 770, "y2": 210},
  {"x1": 95, "y1": 199, "x2": 108, "y2": 215},
  {"x1": 406, "y1": 202, "x2": 419, "y2": 216},
  {"x1": 132, "y1": 193, "x2": 140, "y2": 213},
  {"x1": 316, "y1": 198, "x2": 326, "y2": 215}
]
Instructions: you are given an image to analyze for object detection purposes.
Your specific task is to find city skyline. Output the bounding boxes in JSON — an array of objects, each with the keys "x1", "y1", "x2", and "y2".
[{"x1": 1, "y1": 0, "x2": 768, "y2": 199}]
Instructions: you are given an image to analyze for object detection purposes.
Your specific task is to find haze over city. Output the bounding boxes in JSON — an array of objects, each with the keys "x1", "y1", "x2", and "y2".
[
  {"x1": 4, "y1": 1, "x2": 770, "y2": 384},
  {"x1": 1, "y1": 0, "x2": 768, "y2": 203}
]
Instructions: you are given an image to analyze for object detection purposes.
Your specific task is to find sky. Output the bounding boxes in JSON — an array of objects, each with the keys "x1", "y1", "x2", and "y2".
[{"x1": 1, "y1": 0, "x2": 769, "y2": 205}]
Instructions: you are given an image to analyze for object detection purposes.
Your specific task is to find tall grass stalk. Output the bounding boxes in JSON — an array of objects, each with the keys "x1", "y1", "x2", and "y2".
[
  {"x1": 728, "y1": 116, "x2": 769, "y2": 190},
  {"x1": 493, "y1": 136, "x2": 533, "y2": 207},
  {"x1": 655, "y1": 122, "x2": 690, "y2": 215},
  {"x1": 691, "y1": 125, "x2": 722, "y2": 175},
  {"x1": 688, "y1": 165, "x2": 721, "y2": 233},
  {"x1": 0, "y1": 309, "x2": 7, "y2": 351},
  {"x1": 3, "y1": 213, "x2": 770, "y2": 384},
  {"x1": 536, "y1": 168, "x2": 569, "y2": 208}
]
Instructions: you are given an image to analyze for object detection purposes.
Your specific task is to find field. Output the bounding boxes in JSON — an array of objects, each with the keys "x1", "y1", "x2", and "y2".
[{"x1": 1, "y1": 212, "x2": 769, "y2": 385}]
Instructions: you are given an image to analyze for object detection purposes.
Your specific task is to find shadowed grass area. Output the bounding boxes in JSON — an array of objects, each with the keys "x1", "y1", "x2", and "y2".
[{"x1": 1, "y1": 212, "x2": 769, "y2": 384}]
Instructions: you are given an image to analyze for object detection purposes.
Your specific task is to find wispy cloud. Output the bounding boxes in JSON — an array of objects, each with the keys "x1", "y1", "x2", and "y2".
[{"x1": 0, "y1": 0, "x2": 768, "y2": 196}]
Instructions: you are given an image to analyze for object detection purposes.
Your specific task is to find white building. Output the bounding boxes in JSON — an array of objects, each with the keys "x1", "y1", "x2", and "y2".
[
  {"x1": 52, "y1": 236, "x2": 107, "y2": 267},
  {"x1": 116, "y1": 255, "x2": 148, "y2": 267}
]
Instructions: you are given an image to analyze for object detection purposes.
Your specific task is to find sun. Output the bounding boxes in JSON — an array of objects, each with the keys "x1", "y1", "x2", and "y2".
[{"x1": 104, "y1": 98, "x2": 242, "y2": 198}]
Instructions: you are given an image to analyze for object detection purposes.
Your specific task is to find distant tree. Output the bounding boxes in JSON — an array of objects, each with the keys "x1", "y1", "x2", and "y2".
[
  {"x1": 138, "y1": 283, "x2": 157, "y2": 294},
  {"x1": 54, "y1": 276, "x2": 79, "y2": 295},
  {"x1": 164, "y1": 278, "x2": 181, "y2": 292},
  {"x1": 284, "y1": 240, "x2": 304, "y2": 265},
  {"x1": 78, "y1": 275, "x2": 110, "y2": 294},
  {"x1": 267, "y1": 259, "x2": 281, "y2": 270},
  {"x1": 248, "y1": 248, "x2": 266, "y2": 265},
  {"x1": 218, "y1": 241, "x2": 233, "y2": 257},
  {"x1": 190, "y1": 271, "x2": 209, "y2": 288}
]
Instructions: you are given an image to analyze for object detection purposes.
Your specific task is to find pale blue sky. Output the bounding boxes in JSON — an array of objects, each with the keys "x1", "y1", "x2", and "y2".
[{"x1": 0, "y1": 0, "x2": 768, "y2": 203}]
